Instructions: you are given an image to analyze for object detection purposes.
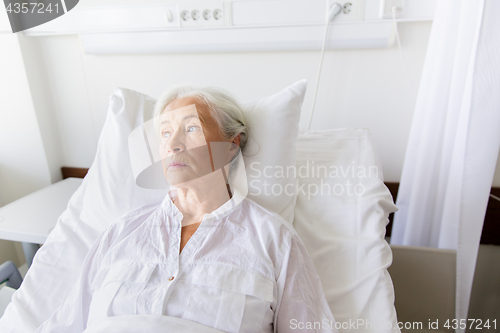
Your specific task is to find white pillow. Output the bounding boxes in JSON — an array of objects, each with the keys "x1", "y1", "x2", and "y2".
[
  {"x1": 80, "y1": 89, "x2": 167, "y2": 229},
  {"x1": 0, "y1": 81, "x2": 306, "y2": 331},
  {"x1": 243, "y1": 80, "x2": 305, "y2": 223},
  {"x1": 293, "y1": 129, "x2": 399, "y2": 333}
]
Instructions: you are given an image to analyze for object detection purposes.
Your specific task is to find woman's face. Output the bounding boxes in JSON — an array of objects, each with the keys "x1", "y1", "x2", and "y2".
[{"x1": 158, "y1": 97, "x2": 236, "y2": 186}]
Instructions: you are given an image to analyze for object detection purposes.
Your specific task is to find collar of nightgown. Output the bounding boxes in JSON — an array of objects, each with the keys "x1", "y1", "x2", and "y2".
[{"x1": 159, "y1": 188, "x2": 245, "y2": 223}]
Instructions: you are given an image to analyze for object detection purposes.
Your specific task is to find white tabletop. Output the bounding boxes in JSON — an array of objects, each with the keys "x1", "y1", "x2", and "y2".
[{"x1": 0, "y1": 178, "x2": 83, "y2": 244}]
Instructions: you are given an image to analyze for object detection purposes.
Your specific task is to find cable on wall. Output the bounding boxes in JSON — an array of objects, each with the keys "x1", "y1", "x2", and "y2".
[
  {"x1": 77, "y1": 40, "x2": 99, "y2": 149},
  {"x1": 391, "y1": 5, "x2": 418, "y2": 95},
  {"x1": 307, "y1": 2, "x2": 343, "y2": 131}
]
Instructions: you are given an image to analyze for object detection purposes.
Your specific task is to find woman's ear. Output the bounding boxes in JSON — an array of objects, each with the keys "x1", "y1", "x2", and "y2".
[
  {"x1": 232, "y1": 134, "x2": 241, "y2": 147},
  {"x1": 226, "y1": 134, "x2": 241, "y2": 164}
]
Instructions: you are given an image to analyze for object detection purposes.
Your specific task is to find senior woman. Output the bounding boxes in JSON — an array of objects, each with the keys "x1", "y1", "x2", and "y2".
[{"x1": 35, "y1": 85, "x2": 337, "y2": 333}]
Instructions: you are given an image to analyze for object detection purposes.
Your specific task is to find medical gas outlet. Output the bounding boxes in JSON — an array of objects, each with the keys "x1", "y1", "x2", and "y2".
[{"x1": 179, "y1": 2, "x2": 225, "y2": 27}]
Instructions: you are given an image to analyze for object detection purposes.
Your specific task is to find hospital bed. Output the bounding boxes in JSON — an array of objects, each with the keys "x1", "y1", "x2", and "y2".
[{"x1": 0, "y1": 80, "x2": 445, "y2": 332}]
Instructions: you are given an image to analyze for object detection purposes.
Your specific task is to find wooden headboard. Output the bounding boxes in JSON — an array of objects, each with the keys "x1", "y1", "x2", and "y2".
[
  {"x1": 61, "y1": 167, "x2": 89, "y2": 179},
  {"x1": 384, "y1": 182, "x2": 500, "y2": 246},
  {"x1": 61, "y1": 167, "x2": 500, "y2": 245}
]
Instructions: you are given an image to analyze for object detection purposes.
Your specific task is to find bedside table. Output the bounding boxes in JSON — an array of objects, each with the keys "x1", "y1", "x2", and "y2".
[{"x1": 0, "y1": 178, "x2": 83, "y2": 267}]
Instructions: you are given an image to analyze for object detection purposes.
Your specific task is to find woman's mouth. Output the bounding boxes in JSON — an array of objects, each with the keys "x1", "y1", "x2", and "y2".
[{"x1": 168, "y1": 161, "x2": 187, "y2": 169}]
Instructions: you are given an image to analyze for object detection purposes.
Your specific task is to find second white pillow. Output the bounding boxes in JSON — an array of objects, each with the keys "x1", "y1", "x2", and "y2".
[{"x1": 243, "y1": 79, "x2": 307, "y2": 223}]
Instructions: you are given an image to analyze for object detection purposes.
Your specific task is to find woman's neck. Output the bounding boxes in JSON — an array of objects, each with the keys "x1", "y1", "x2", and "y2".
[{"x1": 170, "y1": 170, "x2": 231, "y2": 227}]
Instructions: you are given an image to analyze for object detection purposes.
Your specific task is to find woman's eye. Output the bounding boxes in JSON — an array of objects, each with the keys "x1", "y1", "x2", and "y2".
[
  {"x1": 187, "y1": 126, "x2": 199, "y2": 133},
  {"x1": 162, "y1": 131, "x2": 171, "y2": 138}
]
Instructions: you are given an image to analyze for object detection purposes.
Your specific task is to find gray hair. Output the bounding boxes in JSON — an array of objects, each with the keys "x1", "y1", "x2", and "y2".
[{"x1": 153, "y1": 84, "x2": 248, "y2": 151}]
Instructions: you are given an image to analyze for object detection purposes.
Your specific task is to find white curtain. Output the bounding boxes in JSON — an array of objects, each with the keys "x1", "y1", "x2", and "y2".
[{"x1": 391, "y1": 0, "x2": 500, "y2": 330}]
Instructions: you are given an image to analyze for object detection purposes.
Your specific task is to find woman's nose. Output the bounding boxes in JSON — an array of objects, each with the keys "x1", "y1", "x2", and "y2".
[{"x1": 165, "y1": 131, "x2": 186, "y2": 155}]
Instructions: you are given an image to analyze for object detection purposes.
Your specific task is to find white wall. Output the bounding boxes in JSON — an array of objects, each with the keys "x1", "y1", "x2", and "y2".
[
  {"x1": 13, "y1": 0, "x2": 499, "y2": 186},
  {"x1": 17, "y1": 34, "x2": 64, "y2": 185},
  {"x1": 0, "y1": 34, "x2": 54, "y2": 265},
  {"x1": 21, "y1": 20, "x2": 434, "y2": 183},
  {"x1": 0, "y1": 35, "x2": 51, "y2": 202}
]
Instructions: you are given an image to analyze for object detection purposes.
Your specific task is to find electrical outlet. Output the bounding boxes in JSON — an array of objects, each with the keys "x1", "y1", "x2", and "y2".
[
  {"x1": 179, "y1": 2, "x2": 224, "y2": 27},
  {"x1": 326, "y1": 0, "x2": 365, "y2": 22},
  {"x1": 380, "y1": 0, "x2": 406, "y2": 18}
]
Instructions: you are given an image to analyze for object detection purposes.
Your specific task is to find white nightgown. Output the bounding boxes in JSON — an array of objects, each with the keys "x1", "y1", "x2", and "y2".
[{"x1": 35, "y1": 191, "x2": 337, "y2": 333}]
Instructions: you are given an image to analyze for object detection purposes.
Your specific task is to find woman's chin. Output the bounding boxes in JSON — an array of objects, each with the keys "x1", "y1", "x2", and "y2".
[
  {"x1": 165, "y1": 170, "x2": 195, "y2": 186},
  {"x1": 165, "y1": 169, "x2": 217, "y2": 187},
  {"x1": 166, "y1": 176, "x2": 187, "y2": 187}
]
